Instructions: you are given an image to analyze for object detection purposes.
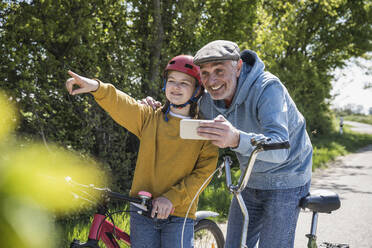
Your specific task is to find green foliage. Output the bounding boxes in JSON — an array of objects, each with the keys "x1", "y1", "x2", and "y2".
[
  {"x1": 246, "y1": 0, "x2": 372, "y2": 134},
  {"x1": 0, "y1": 91, "x2": 107, "y2": 248},
  {"x1": 195, "y1": 0, "x2": 259, "y2": 45},
  {"x1": 1, "y1": 0, "x2": 371, "y2": 234}
]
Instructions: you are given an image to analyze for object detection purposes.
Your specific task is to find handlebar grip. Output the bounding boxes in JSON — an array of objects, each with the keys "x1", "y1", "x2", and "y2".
[
  {"x1": 261, "y1": 141, "x2": 290, "y2": 151},
  {"x1": 107, "y1": 191, "x2": 143, "y2": 204}
]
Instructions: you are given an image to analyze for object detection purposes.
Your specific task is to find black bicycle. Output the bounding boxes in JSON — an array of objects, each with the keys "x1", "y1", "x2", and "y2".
[{"x1": 219, "y1": 139, "x2": 349, "y2": 248}]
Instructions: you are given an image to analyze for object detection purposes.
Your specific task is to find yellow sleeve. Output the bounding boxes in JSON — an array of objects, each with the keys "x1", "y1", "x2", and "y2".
[
  {"x1": 91, "y1": 81, "x2": 152, "y2": 137},
  {"x1": 162, "y1": 141, "x2": 218, "y2": 208}
]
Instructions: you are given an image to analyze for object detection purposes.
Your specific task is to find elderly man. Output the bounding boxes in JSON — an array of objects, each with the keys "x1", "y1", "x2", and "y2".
[{"x1": 194, "y1": 40, "x2": 312, "y2": 248}]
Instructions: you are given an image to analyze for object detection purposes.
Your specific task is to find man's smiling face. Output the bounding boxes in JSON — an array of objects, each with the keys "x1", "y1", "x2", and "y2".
[{"x1": 200, "y1": 60, "x2": 242, "y2": 102}]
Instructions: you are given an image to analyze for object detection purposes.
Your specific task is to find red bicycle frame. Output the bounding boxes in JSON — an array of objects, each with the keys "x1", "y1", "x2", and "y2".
[
  {"x1": 88, "y1": 213, "x2": 131, "y2": 248},
  {"x1": 68, "y1": 179, "x2": 152, "y2": 248}
]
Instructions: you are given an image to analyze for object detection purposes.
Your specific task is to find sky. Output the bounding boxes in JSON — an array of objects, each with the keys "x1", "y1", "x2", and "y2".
[{"x1": 331, "y1": 55, "x2": 372, "y2": 114}]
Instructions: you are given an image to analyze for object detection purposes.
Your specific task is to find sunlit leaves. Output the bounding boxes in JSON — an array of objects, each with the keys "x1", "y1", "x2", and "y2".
[
  {"x1": 0, "y1": 92, "x2": 106, "y2": 247},
  {"x1": 0, "y1": 92, "x2": 17, "y2": 141}
]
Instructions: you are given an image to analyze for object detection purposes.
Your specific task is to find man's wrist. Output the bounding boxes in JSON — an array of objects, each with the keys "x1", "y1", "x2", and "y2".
[{"x1": 230, "y1": 131, "x2": 240, "y2": 149}]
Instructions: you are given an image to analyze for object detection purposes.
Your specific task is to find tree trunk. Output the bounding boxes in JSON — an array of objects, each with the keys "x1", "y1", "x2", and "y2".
[{"x1": 148, "y1": 0, "x2": 164, "y2": 94}]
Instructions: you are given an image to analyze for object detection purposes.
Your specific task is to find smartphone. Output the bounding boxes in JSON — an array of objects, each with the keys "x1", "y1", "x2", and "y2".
[{"x1": 180, "y1": 119, "x2": 214, "y2": 140}]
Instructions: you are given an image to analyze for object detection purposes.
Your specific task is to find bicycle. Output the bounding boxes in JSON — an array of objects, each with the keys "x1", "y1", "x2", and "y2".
[
  {"x1": 219, "y1": 139, "x2": 350, "y2": 248},
  {"x1": 66, "y1": 177, "x2": 224, "y2": 248}
]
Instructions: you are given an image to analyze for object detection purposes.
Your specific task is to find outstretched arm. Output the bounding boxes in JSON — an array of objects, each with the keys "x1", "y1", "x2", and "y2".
[
  {"x1": 65, "y1": 70, "x2": 99, "y2": 95},
  {"x1": 65, "y1": 70, "x2": 151, "y2": 137}
]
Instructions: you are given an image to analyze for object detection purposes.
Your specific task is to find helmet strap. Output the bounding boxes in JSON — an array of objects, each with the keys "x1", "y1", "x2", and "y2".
[
  {"x1": 164, "y1": 105, "x2": 171, "y2": 122},
  {"x1": 162, "y1": 78, "x2": 166, "y2": 92}
]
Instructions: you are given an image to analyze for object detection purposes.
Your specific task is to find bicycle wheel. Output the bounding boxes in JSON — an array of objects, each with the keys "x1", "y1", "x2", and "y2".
[{"x1": 194, "y1": 219, "x2": 225, "y2": 248}]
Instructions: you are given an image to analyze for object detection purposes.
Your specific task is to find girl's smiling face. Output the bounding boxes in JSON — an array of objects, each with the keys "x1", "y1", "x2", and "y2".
[{"x1": 165, "y1": 70, "x2": 197, "y2": 106}]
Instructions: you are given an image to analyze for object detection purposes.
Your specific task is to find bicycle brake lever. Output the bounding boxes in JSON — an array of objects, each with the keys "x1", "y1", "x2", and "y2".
[
  {"x1": 132, "y1": 202, "x2": 148, "y2": 211},
  {"x1": 250, "y1": 137, "x2": 271, "y2": 146}
]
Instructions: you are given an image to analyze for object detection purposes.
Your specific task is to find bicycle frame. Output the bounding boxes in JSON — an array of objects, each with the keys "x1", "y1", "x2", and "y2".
[
  {"x1": 91, "y1": 212, "x2": 131, "y2": 248},
  {"x1": 222, "y1": 141, "x2": 290, "y2": 248},
  {"x1": 70, "y1": 209, "x2": 132, "y2": 248},
  {"x1": 69, "y1": 178, "x2": 151, "y2": 248}
]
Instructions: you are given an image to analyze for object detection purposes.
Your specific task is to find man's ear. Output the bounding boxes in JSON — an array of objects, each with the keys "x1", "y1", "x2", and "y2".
[{"x1": 236, "y1": 59, "x2": 243, "y2": 77}]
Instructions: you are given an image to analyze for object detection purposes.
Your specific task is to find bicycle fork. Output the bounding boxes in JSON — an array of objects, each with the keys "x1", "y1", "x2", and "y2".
[
  {"x1": 224, "y1": 155, "x2": 257, "y2": 248},
  {"x1": 235, "y1": 194, "x2": 249, "y2": 248}
]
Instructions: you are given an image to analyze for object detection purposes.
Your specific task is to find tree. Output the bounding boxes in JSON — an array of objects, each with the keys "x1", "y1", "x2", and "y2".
[
  {"x1": 0, "y1": 0, "x2": 139, "y2": 192},
  {"x1": 0, "y1": 0, "x2": 259, "y2": 191},
  {"x1": 245, "y1": 0, "x2": 372, "y2": 134}
]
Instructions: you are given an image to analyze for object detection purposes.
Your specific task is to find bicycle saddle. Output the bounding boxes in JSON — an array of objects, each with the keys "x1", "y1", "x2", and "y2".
[{"x1": 300, "y1": 189, "x2": 341, "y2": 213}]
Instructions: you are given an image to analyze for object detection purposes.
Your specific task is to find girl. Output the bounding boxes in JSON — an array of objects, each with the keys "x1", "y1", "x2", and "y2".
[{"x1": 65, "y1": 55, "x2": 218, "y2": 248}]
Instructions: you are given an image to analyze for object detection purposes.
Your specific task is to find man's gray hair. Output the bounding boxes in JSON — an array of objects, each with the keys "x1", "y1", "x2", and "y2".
[{"x1": 231, "y1": 60, "x2": 238, "y2": 67}]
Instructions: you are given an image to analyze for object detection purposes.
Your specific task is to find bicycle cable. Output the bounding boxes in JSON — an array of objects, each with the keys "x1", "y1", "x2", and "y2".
[{"x1": 180, "y1": 162, "x2": 225, "y2": 248}]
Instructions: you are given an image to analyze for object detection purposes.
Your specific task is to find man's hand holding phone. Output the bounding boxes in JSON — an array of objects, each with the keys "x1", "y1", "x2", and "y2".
[{"x1": 196, "y1": 115, "x2": 240, "y2": 148}]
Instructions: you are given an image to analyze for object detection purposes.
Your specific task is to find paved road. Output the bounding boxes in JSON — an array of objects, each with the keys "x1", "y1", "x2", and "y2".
[
  {"x1": 218, "y1": 121, "x2": 372, "y2": 247},
  {"x1": 294, "y1": 144, "x2": 372, "y2": 247},
  {"x1": 344, "y1": 120, "x2": 372, "y2": 134},
  {"x1": 295, "y1": 121, "x2": 372, "y2": 247}
]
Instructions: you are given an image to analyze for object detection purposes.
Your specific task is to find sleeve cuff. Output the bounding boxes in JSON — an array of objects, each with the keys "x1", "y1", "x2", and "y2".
[
  {"x1": 231, "y1": 131, "x2": 254, "y2": 154},
  {"x1": 162, "y1": 190, "x2": 182, "y2": 207},
  {"x1": 90, "y1": 80, "x2": 110, "y2": 100}
]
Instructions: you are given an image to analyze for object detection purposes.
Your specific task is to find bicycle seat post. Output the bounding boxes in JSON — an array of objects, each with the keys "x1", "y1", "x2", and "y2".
[
  {"x1": 310, "y1": 212, "x2": 319, "y2": 237},
  {"x1": 305, "y1": 211, "x2": 319, "y2": 248}
]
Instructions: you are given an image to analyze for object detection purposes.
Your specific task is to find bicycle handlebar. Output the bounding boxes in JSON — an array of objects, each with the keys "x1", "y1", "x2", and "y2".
[
  {"x1": 258, "y1": 141, "x2": 290, "y2": 151},
  {"x1": 66, "y1": 177, "x2": 150, "y2": 212},
  {"x1": 223, "y1": 140, "x2": 290, "y2": 194},
  {"x1": 105, "y1": 190, "x2": 143, "y2": 204}
]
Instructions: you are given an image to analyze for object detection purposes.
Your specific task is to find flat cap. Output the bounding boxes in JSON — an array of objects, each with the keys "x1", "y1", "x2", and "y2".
[{"x1": 193, "y1": 40, "x2": 240, "y2": 65}]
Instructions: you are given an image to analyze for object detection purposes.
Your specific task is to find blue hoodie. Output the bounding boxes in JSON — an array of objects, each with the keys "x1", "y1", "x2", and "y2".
[{"x1": 199, "y1": 50, "x2": 312, "y2": 190}]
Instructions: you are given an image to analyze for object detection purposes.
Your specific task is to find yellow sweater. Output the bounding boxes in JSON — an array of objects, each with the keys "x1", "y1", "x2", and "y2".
[{"x1": 91, "y1": 82, "x2": 218, "y2": 219}]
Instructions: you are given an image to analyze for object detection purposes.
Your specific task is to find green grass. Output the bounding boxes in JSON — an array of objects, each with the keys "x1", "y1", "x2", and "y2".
[
  {"x1": 311, "y1": 126, "x2": 372, "y2": 169},
  {"x1": 343, "y1": 114, "x2": 372, "y2": 125}
]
